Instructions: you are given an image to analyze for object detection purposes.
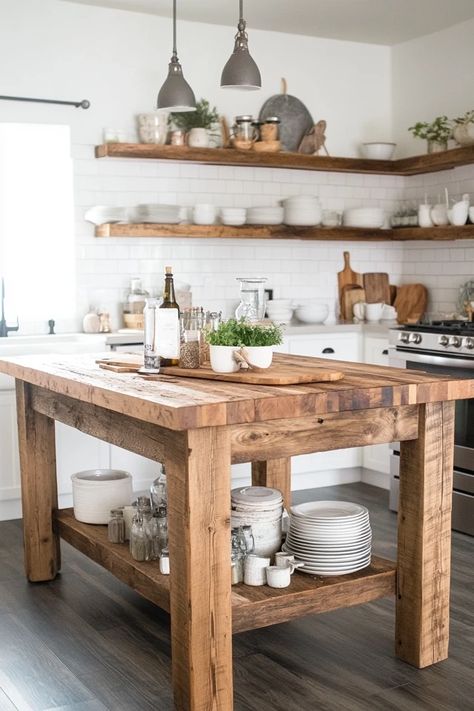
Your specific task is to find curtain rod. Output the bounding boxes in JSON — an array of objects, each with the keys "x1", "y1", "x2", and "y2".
[{"x1": 0, "y1": 95, "x2": 90, "y2": 109}]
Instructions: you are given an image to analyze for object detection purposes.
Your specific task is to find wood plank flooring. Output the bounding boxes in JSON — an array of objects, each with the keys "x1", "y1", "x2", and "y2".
[{"x1": 0, "y1": 482, "x2": 472, "y2": 711}]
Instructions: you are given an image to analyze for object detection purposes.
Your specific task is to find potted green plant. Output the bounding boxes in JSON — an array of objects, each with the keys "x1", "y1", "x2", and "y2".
[
  {"x1": 408, "y1": 115, "x2": 452, "y2": 153},
  {"x1": 206, "y1": 319, "x2": 283, "y2": 373},
  {"x1": 170, "y1": 98, "x2": 219, "y2": 148},
  {"x1": 453, "y1": 110, "x2": 474, "y2": 146}
]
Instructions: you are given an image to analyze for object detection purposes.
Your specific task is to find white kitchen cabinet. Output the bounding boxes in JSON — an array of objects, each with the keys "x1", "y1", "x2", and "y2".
[{"x1": 362, "y1": 335, "x2": 391, "y2": 477}]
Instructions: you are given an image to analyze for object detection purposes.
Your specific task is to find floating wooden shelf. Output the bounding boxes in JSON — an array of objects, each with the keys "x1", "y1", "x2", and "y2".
[
  {"x1": 95, "y1": 143, "x2": 474, "y2": 176},
  {"x1": 55, "y1": 508, "x2": 396, "y2": 634},
  {"x1": 95, "y1": 222, "x2": 474, "y2": 242}
]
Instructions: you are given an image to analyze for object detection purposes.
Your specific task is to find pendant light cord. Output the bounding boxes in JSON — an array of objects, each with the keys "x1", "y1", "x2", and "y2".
[
  {"x1": 237, "y1": 0, "x2": 246, "y2": 32},
  {"x1": 172, "y1": 0, "x2": 177, "y2": 58}
]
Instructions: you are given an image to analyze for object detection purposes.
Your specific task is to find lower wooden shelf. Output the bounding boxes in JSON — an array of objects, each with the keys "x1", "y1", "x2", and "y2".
[
  {"x1": 95, "y1": 222, "x2": 474, "y2": 242},
  {"x1": 55, "y1": 508, "x2": 396, "y2": 634}
]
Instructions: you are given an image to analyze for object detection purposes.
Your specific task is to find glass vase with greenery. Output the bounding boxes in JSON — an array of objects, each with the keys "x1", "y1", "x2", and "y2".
[
  {"x1": 408, "y1": 115, "x2": 452, "y2": 153},
  {"x1": 170, "y1": 98, "x2": 219, "y2": 132}
]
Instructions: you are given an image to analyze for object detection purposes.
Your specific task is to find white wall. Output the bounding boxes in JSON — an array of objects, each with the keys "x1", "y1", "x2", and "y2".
[
  {"x1": 0, "y1": 0, "x2": 392, "y2": 155},
  {"x1": 392, "y1": 17, "x2": 474, "y2": 156}
]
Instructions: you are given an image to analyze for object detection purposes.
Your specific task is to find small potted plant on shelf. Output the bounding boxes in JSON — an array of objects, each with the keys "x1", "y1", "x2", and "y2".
[
  {"x1": 170, "y1": 98, "x2": 219, "y2": 148},
  {"x1": 408, "y1": 115, "x2": 452, "y2": 153},
  {"x1": 206, "y1": 319, "x2": 283, "y2": 373},
  {"x1": 453, "y1": 110, "x2": 474, "y2": 147}
]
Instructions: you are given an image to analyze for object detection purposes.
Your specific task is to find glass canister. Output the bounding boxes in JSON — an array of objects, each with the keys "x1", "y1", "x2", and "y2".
[
  {"x1": 235, "y1": 277, "x2": 268, "y2": 322},
  {"x1": 233, "y1": 115, "x2": 255, "y2": 142},
  {"x1": 108, "y1": 508, "x2": 125, "y2": 544},
  {"x1": 123, "y1": 278, "x2": 148, "y2": 330},
  {"x1": 142, "y1": 297, "x2": 160, "y2": 373},
  {"x1": 261, "y1": 117, "x2": 280, "y2": 142}
]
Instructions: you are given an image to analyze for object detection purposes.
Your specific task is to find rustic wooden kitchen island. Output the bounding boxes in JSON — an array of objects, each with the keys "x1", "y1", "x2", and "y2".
[{"x1": 0, "y1": 352, "x2": 472, "y2": 711}]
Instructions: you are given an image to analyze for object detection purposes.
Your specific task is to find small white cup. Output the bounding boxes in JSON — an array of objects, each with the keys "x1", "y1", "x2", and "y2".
[
  {"x1": 381, "y1": 304, "x2": 397, "y2": 320},
  {"x1": 266, "y1": 565, "x2": 291, "y2": 588},
  {"x1": 244, "y1": 555, "x2": 271, "y2": 586},
  {"x1": 193, "y1": 204, "x2": 217, "y2": 225},
  {"x1": 274, "y1": 552, "x2": 295, "y2": 567},
  {"x1": 418, "y1": 204, "x2": 433, "y2": 228},
  {"x1": 353, "y1": 302, "x2": 384, "y2": 322}
]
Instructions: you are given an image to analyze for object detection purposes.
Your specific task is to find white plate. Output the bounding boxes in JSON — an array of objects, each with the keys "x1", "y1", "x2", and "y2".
[
  {"x1": 291, "y1": 501, "x2": 368, "y2": 520},
  {"x1": 289, "y1": 522, "x2": 371, "y2": 535},
  {"x1": 286, "y1": 534, "x2": 372, "y2": 549},
  {"x1": 297, "y1": 560, "x2": 372, "y2": 576}
]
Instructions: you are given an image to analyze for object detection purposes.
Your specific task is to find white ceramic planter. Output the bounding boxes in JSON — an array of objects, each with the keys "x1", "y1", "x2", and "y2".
[
  {"x1": 188, "y1": 127, "x2": 209, "y2": 148},
  {"x1": 453, "y1": 123, "x2": 474, "y2": 147},
  {"x1": 71, "y1": 469, "x2": 133, "y2": 524},
  {"x1": 209, "y1": 345, "x2": 241, "y2": 373},
  {"x1": 242, "y1": 346, "x2": 273, "y2": 369}
]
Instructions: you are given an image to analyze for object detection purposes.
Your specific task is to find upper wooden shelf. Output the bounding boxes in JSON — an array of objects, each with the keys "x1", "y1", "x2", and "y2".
[
  {"x1": 95, "y1": 143, "x2": 474, "y2": 176},
  {"x1": 95, "y1": 223, "x2": 474, "y2": 242}
]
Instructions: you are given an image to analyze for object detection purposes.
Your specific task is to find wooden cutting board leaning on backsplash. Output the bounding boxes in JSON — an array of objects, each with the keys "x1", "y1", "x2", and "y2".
[
  {"x1": 363, "y1": 273, "x2": 391, "y2": 304},
  {"x1": 394, "y1": 284, "x2": 428, "y2": 324},
  {"x1": 342, "y1": 285, "x2": 365, "y2": 322},
  {"x1": 337, "y1": 251, "x2": 363, "y2": 319}
]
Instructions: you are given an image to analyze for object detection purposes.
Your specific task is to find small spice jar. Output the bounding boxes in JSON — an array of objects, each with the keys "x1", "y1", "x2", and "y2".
[
  {"x1": 261, "y1": 117, "x2": 280, "y2": 142},
  {"x1": 180, "y1": 330, "x2": 200, "y2": 369},
  {"x1": 108, "y1": 508, "x2": 125, "y2": 544}
]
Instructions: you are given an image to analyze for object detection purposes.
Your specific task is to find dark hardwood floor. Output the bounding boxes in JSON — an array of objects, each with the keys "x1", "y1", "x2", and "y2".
[{"x1": 0, "y1": 482, "x2": 472, "y2": 711}]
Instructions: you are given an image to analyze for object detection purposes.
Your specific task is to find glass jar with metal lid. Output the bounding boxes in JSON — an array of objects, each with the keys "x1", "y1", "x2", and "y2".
[{"x1": 261, "y1": 116, "x2": 281, "y2": 142}]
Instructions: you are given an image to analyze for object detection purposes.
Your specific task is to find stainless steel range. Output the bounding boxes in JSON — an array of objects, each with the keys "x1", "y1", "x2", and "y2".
[{"x1": 389, "y1": 320, "x2": 474, "y2": 536}]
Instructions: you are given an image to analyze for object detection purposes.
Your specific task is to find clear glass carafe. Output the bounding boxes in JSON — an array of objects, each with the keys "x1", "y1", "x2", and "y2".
[{"x1": 235, "y1": 277, "x2": 267, "y2": 322}]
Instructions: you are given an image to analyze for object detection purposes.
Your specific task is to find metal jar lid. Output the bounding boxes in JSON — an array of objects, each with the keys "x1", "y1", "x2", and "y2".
[
  {"x1": 235, "y1": 115, "x2": 254, "y2": 122},
  {"x1": 265, "y1": 116, "x2": 281, "y2": 124}
]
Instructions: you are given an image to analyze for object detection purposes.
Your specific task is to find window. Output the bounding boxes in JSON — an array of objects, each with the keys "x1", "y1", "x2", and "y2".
[{"x1": 0, "y1": 123, "x2": 75, "y2": 332}]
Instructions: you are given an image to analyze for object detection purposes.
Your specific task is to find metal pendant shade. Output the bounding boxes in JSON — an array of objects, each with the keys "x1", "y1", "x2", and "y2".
[
  {"x1": 221, "y1": 0, "x2": 261, "y2": 90},
  {"x1": 157, "y1": 0, "x2": 196, "y2": 112}
]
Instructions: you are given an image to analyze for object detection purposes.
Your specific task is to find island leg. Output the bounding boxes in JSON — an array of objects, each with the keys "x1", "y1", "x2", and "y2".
[
  {"x1": 396, "y1": 401, "x2": 455, "y2": 668},
  {"x1": 15, "y1": 381, "x2": 60, "y2": 582},
  {"x1": 251, "y1": 458, "x2": 291, "y2": 509},
  {"x1": 166, "y1": 426, "x2": 233, "y2": 710}
]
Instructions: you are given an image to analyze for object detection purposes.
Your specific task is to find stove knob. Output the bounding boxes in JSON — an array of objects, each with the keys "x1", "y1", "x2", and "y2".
[
  {"x1": 464, "y1": 337, "x2": 474, "y2": 350},
  {"x1": 399, "y1": 332, "x2": 410, "y2": 343},
  {"x1": 408, "y1": 333, "x2": 422, "y2": 344},
  {"x1": 439, "y1": 335, "x2": 450, "y2": 347},
  {"x1": 449, "y1": 336, "x2": 462, "y2": 348}
]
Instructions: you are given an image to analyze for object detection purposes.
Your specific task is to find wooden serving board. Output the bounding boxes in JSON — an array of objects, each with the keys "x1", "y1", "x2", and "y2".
[
  {"x1": 96, "y1": 357, "x2": 344, "y2": 385},
  {"x1": 159, "y1": 363, "x2": 344, "y2": 385},
  {"x1": 337, "y1": 251, "x2": 363, "y2": 318},
  {"x1": 363, "y1": 272, "x2": 391, "y2": 304},
  {"x1": 342, "y1": 285, "x2": 365, "y2": 322},
  {"x1": 394, "y1": 284, "x2": 428, "y2": 324}
]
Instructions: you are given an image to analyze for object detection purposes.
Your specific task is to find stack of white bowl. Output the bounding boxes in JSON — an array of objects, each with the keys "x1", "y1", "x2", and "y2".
[
  {"x1": 84, "y1": 206, "x2": 127, "y2": 225},
  {"x1": 282, "y1": 195, "x2": 322, "y2": 226},
  {"x1": 294, "y1": 301, "x2": 329, "y2": 324},
  {"x1": 246, "y1": 206, "x2": 284, "y2": 225},
  {"x1": 71, "y1": 469, "x2": 133, "y2": 524},
  {"x1": 266, "y1": 299, "x2": 294, "y2": 324},
  {"x1": 220, "y1": 207, "x2": 246, "y2": 226},
  {"x1": 231, "y1": 486, "x2": 283, "y2": 557},
  {"x1": 129, "y1": 204, "x2": 181, "y2": 224},
  {"x1": 343, "y1": 207, "x2": 385, "y2": 228}
]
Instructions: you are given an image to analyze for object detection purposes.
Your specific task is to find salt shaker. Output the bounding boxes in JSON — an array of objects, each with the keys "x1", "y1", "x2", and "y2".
[{"x1": 108, "y1": 508, "x2": 125, "y2": 544}]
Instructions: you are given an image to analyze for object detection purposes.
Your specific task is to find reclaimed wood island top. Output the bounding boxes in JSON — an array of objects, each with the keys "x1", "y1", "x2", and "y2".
[{"x1": 1, "y1": 351, "x2": 472, "y2": 711}]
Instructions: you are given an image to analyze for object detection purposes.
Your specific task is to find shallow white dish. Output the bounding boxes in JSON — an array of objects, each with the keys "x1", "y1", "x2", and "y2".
[
  {"x1": 291, "y1": 501, "x2": 368, "y2": 520},
  {"x1": 84, "y1": 206, "x2": 127, "y2": 225},
  {"x1": 294, "y1": 304, "x2": 329, "y2": 324}
]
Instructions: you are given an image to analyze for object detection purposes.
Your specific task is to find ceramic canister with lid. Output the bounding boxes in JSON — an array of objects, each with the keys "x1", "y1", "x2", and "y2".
[{"x1": 231, "y1": 486, "x2": 283, "y2": 557}]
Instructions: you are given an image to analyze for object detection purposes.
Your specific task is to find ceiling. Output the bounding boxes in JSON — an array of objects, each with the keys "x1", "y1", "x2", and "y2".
[{"x1": 63, "y1": 0, "x2": 474, "y2": 45}]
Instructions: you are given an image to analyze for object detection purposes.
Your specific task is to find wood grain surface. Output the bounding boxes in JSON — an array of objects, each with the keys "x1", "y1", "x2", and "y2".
[
  {"x1": 394, "y1": 284, "x2": 428, "y2": 324},
  {"x1": 396, "y1": 401, "x2": 455, "y2": 668},
  {"x1": 341, "y1": 284, "x2": 365, "y2": 321},
  {"x1": 1, "y1": 352, "x2": 472, "y2": 431},
  {"x1": 363, "y1": 273, "x2": 391, "y2": 304},
  {"x1": 251, "y1": 459, "x2": 292, "y2": 509}
]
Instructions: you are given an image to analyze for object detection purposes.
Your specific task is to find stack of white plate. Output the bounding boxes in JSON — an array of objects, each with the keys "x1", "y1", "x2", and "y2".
[
  {"x1": 282, "y1": 195, "x2": 322, "y2": 226},
  {"x1": 283, "y1": 501, "x2": 372, "y2": 576},
  {"x1": 246, "y1": 206, "x2": 284, "y2": 225},
  {"x1": 266, "y1": 299, "x2": 294, "y2": 323},
  {"x1": 220, "y1": 207, "x2": 246, "y2": 226},
  {"x1": 129, "y1": 204, "x2": 181, "y2": 224},
  {"x1": 231, "y1": 486, "x2": 284, "y2": 557},
  {"x1": 84, "y1": 206, "x2": 127, "y2": 225},
  {"x1": 343, "y1": 207, "x2": 385, "y2": 228}
]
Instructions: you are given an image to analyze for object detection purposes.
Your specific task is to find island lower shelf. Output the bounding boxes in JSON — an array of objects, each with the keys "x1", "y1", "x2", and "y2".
[{"x1": 55, "y1": 508, "x2": 396, "y2": 634}]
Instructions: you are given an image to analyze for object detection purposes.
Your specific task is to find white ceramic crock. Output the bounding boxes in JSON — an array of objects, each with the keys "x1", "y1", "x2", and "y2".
[{"x1": 188, "y1": 127, "x2": 209, "y2": 148}]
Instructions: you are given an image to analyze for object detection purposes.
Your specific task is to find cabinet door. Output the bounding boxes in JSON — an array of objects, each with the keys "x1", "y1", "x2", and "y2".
[
  {"x1": 364, "y1": 336, "x2": 389, "y2": 366},
  {"x1": 0, "y1": 390, "x2": 20, "y2": 504},
  {"x1": 288, "y1": 334, "x2": 361, "y2": 362}
]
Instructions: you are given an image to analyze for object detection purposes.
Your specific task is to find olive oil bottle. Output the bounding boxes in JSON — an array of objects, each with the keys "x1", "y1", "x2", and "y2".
[{"x1": 156, "y1": 266, "x2": 180, "y2": 366}]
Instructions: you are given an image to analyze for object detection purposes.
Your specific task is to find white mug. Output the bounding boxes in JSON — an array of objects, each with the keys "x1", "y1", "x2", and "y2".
[
  {"x1": 381, "y1": 304, "x2": 397, "y2": 320},
  {"x1": 353, "y1": 302, "x2": 384, "y2": 322},
  {"x1": 193, "y1": 204, "x2": 216, "y2": 225},
  {"x1": 266, "y1": 565, "x2": 291, "y2": 588},
  {"x1": 418, "y1": 204, "x2": 433, "y2": 228},
  {"x1": 244, "y1": 555, "x2": 271, "y2": 586},
  {"x1": 274, "y1": 552, "x2": 295, "y2": 567}
]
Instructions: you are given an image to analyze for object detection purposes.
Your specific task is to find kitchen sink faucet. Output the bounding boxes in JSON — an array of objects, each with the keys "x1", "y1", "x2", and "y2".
[{"x1": 0, "y1": 277, "x2": 19, "y2": 337}]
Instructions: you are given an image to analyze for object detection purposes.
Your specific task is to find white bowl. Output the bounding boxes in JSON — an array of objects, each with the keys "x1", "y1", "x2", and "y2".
[
  {"x1": 295, "y1": 304, "x2": 329, "y2": 324},
  {"x1": 361, "y1": 142, "x2": 396, "y2": 160},
  {"x1": 266, "y1": 299, "x2": 293, "y2": 308},
  {"x1": 71, "y1": 469, "x2": 133, "y2": 524}
]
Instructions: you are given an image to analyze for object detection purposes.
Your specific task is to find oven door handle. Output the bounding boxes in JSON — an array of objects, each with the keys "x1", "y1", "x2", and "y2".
[{"x1": 389, "y1": 348, "x2": 474, "y2": 369}]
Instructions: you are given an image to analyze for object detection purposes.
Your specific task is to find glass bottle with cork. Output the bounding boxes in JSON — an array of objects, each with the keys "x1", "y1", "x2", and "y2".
[{"x1": 156, "y1": 266, "x2": 180, "y2": 367}]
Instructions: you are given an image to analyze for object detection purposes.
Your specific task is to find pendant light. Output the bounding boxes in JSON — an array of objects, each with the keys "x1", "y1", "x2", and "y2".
[
  {"x1": 221, "y1": 0, "x2": 261, "y2": 90},
  {"x1": 157, "y1": 0, "x2": 196, "y2": 112}
]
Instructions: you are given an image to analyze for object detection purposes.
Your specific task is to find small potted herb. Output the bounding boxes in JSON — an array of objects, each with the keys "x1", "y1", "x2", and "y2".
[
  {"x1": 170, "y1": 98, "x2": 219, "y2": 148},
  {"x1": 206, "y1": 319, "x2": 283, "y2": 373},
  {"x1": 408, "y1": 115, "x2": 452, "y2": 153},
  {"x1": 453, "y1": 110, "x2": 474, "y2": 147}
]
